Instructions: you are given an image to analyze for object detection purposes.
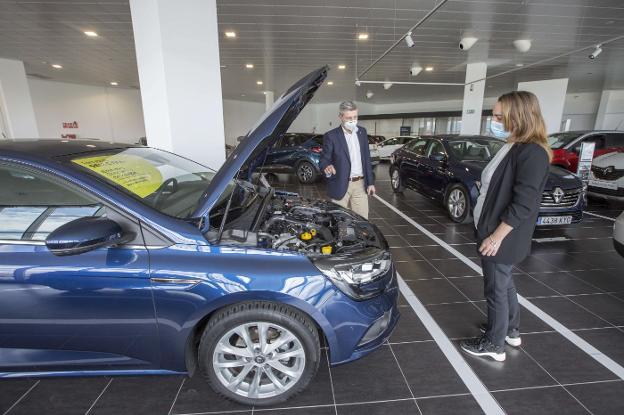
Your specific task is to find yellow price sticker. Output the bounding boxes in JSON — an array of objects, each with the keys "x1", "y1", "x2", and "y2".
[{"x1": 72, "y1": 153, "x2": 163, "y2": 198}]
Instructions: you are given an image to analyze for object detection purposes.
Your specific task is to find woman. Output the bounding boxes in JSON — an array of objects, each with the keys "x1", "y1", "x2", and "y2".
[{"x1": 460, "y1": 91, "x2": 552, "y2": 362}]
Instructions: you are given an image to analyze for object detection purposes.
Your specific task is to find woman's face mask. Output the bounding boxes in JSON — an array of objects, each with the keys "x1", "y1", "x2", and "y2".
[{"x1": 490, "y1": 120, "x2": 510, "y2": 140}]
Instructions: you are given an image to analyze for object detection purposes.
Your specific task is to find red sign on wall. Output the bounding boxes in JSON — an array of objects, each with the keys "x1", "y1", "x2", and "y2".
[{"x1": 62, "y1": 121, "x2": 79, "y2": 129}]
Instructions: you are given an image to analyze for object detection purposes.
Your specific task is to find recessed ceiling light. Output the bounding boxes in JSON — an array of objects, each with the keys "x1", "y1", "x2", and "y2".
[
  {"x1": 338, "y1": 64, "x2": 346, "y2": 70},
  {"x1": 84, "y1": 31, "x2": 98, "y2": 37},
  {"x1": 110, "y1": 81, "x2": 118, "y2": 86},
  {"x1": 220, "y1": 65, "x2": 227, "y2": 69},
  {"x1": 51, "y1": 64, "x2": 63, "y2": 69},
  {"x1": 256, "y1": 80, "x2": 263, "y2": 85},
  {"x1": 515, "y1": 63, "x2": 524, "y2": 67},
  {"x1": 245, "y1": 63, "x2": 254, "y2": 69},
  {"x1": 225, "y1": 31, "x2": 236, "y2": 38},
  {"x1": 241, "y1": 94, "x2": 246, "y2": 97},
  {"x1": 85, "y1": 144, "x2": 97, "y2": 148},
  {"x1": 425, "y1": 66, "x2": 434, "y2": 71},
  {"x1": 327, "y1": 81, "x2": 334, "y2": 85},
  {"x1": 358, "y1": 33, "x2": 369, "y2": 40}
]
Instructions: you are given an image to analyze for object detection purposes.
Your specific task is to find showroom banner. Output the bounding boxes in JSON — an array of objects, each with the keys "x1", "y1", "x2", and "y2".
[
  {"x1": 517, "y1": 78, "x2": 569, "y2": 134},
  {"x1": 576, "y1": 141, "x2": 595, "y2": 182}
]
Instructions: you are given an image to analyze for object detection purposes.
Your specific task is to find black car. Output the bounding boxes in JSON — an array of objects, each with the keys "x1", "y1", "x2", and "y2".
[{"x1": 389, "y1": 135, "x2": 586, "y2": 225}]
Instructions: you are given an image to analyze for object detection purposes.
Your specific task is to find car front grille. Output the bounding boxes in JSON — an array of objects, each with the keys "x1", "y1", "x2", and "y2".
[
  {"x1": 591, "y1": 165, "x2": 624, "y2": 181},
  {"x1": 541, "y1": 187, "x2": 582, "y2": 208}
]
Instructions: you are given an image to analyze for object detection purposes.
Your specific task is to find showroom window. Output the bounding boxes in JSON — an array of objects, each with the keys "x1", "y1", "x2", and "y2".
[{"x1": 0, "y1": 164, "x2": 102, "y2": 241}]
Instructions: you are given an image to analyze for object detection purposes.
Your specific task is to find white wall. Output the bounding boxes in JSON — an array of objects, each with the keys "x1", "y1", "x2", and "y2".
[
  {"x1": 517, "y1": 78, "x2": 569, "y2": 134},
  {"x1": 0, "y1": 58, "x2": 39, "y2": 138},
  {"x1": 562, "y1": 92, "x2": 601, "y2": 131},
  {"x1": 595, "y1": 90, "x2": 624, "y2": 130},
  {"x1": 222, "y1": 99, "x2": 265, "y2": 144},
  {"x1": 28, "y1": 78, "x2": 145, "y2": 143}
]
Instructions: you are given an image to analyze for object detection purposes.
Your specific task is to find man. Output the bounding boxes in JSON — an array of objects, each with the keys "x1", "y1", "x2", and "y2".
[{"x1": 319, "y1": 100, "x2": 375, "y2": 218}]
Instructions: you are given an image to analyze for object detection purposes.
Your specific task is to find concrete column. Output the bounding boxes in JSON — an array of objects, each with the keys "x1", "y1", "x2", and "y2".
[
  {"x1": 517, "y1": 78, "x2": 568, "y2": 134},
  {"x1": 129, "y1": 0, "x2": 226, "y2": 168},
  {"x1": 594, "y1": 90, "x2": 624, "y2": 130},
  {"x1": 264, "y1": 91, "x2": 275, "y2": 111},
  {"x1": 0, "y1": 58, "x2": 39, "y2": 139},
  {"x1": 460, "y1": 62, "x2": 487, "y2": 135}
]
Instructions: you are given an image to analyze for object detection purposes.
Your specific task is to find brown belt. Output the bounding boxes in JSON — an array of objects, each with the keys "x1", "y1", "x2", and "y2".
[{"x1": 349, "y1": 176, "x2": 364, "y2": 182}]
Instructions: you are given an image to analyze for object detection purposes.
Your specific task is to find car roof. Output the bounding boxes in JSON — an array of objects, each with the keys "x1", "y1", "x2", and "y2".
[
  {"x1": 423, "y1": 134, "x2": 497, "y2": 142},
  {"x1": 0, "y1": 139, "x2": 139, "y2": 160}
]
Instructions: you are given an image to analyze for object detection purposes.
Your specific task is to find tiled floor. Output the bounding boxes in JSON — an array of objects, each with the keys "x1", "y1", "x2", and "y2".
[{"x1": 2, "y1": 165, "x2": 624, "y2": 414}]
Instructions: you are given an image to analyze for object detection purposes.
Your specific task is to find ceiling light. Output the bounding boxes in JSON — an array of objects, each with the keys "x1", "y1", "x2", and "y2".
[
  {"x1": 225, "y1": 31, "x2": 236, "y2": 38},
  {"x1": 589, "y1": 44, "x2": 602, "y2": 60},
  {"x1": 220, "y1": 65, "x2": 227, "y2": 69},
  {"x1": 358, "y1": 33, "x2": 369, "y2": 40},
  {"x1": 338, "y1": 64, "x2": 346, "y2": 70},
  {"x1": 327, "y1": 81, "x2": 334, "y2": 85},
  {"x1": 515, "y1": 63, "x2": 524, "y2": 67},
  {"x1": 256, "y1": 80, "x2": 263, "y2": 85},
  {"x1": 245, "y1": 63, "x2": 254, "y2": 69},
  {"x1": 425, "y1": 66, "x2": 434, "y2": 71},
  {"x1": 84, "y1": 31, "x2": 98, "y2": 37},
  {"x1": 51, "y1": 64, "x2": 63, "y2": 69},
  {"x1": 404, "y1": 32, "x2": 414, "y2": 48},
  {"x1": 110, "y1": 81, "x2": 118, "y2": 86},
  {"x1": 513, "y1": 39, "x2": 531, "y2": 53},
  {"x1": 366, "y1": 90, "x2": 374, "y2": 99},
  {"x1": 383, "y1": 82, "x2": 392, "y2": 90}
]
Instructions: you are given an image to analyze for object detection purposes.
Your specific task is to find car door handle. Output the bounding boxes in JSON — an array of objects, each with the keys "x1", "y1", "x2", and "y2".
[{"x1": 150, "y1": 277, "x2": 201, "y2": 285}]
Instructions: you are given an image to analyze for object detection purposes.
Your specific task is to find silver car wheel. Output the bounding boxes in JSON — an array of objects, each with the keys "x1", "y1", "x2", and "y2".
[
  {"x1": 213, "y1": 322, "x2": 306, "y2": 400},
  {"x1": 391, "y1": 169, "x2": 400, "y2": 189},
  {"x1": 298, "y1": 163, "x2": 313, "y2": 182},
  {"x1": 448, "y1": 188, "x2": 466, "y2": 219}
]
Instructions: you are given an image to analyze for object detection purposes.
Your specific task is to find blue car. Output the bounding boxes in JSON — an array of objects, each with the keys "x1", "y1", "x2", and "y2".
[
  {"x1": 0, "y1": 67, "x2": 398, "y2": 406},
  {"x1": 260, "y1": 132, "x2": 324, "y2": 184},
  {"x1": 389, "y1": 135, "x2": 586, "y2": 225}
]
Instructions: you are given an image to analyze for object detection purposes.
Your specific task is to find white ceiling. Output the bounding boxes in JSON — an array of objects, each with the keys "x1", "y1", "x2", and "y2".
[{"x1": 1, "y1": 0, "x2": 623, "y2": 104}]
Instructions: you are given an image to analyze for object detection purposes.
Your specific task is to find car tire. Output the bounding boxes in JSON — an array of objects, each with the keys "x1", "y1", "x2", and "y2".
[
  {"x1": 296, "y1": 161, "x2": 318, "y2": 184},
  {"x1": 445, "y1": 184, "x2": 472, "y2": 224},
  {"x1": 390, "y1": 166, "x2": 404, "y2": 193},
  {"x1": 198, "y1": 301, "x2": 321, "y2": 407}
]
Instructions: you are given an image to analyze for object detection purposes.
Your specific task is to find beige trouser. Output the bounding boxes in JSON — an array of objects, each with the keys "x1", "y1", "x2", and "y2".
[{"x1": 332, "y1": 180, "x2": 369, "y2": 219}]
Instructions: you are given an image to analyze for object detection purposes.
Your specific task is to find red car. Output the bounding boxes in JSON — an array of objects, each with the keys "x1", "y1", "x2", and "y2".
[{"x1": 549, "y1": 130, "x2": 624, "y2": 172}]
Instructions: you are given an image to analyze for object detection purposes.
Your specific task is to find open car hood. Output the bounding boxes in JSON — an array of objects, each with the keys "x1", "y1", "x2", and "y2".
[{"x1": 191, "y1": 66, "x2": 328, "y2": 220}]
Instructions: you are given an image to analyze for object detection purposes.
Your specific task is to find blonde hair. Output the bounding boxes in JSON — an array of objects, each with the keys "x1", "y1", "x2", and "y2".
[{"x1": 497, "y1": 91, "x2": 553, "y2": 161}]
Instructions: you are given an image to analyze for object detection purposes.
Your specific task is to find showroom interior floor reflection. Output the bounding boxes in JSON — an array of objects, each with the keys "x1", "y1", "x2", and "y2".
[{"x1": 1, "y1": 166, "x2": 623, "y2": 415}]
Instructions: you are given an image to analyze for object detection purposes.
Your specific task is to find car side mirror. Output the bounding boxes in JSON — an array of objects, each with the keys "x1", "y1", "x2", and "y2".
[
  {"x1": 46, "y1": 216, "x2": 129, "y2": 256},
  {"x1": 429, "y1": 153, "x2": 447, "y2": 163}
]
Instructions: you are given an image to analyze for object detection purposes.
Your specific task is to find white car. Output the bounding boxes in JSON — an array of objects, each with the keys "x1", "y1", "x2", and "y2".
[
  {"x1": 378, "y1": 136, "x2": 416, "y2": 160},
  {"x1": 368, "y1": 141, "x2": 381, "y2": 166},
  {"x1": 615, "y1": 211, "x2": 624, "y2": 257},
  {"x1": 588, "y1": 151, "x2": 624, "y2": 203}
]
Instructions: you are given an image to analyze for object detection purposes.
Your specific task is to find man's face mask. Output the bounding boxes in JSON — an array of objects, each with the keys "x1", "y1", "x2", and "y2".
[{"x1": 343, "y1": 119, "x2": 358, "y2": 131}]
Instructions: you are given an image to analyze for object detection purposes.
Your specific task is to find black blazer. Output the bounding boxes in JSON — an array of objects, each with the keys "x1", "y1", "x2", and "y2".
[
  {"x1": 319, "y1": 126, "x2": 374, "y2": 200},
  {"x1": 476, "y1": 143, "x2": 550, "y2": 265}
]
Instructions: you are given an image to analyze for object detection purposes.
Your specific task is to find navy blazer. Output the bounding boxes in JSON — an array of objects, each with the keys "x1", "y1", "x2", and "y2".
[{"x1": 319, "y1": 126, "x2": 374, "y2": 200}]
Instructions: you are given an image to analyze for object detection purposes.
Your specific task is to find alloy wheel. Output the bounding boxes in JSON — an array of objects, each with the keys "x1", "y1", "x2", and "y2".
[
  {"x1": 298, "y1": 163, "x2": 313, "y2": 183},
  {"x1": 391, "y1": 169, "x2": 400, "y2": 189},
  {"x1": 448, "y1": 188, "x2": 466, "y2": 219},
  {"x1": 212, "y1": 322, "x2": 306, "y2": 399}
]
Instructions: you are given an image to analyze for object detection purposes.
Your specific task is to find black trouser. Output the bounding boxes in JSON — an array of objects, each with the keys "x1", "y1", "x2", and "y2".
[{"x1": 483, "y1": 261, "x2": 519, "y2": 347}]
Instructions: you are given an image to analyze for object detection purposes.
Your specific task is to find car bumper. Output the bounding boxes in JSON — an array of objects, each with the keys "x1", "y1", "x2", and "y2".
[
  {"x1": 615, "y1": 239, "x2": 624, "y2": 258},
  {"x1": 588, "y1": 186, "x2": 624, "y2": 203}
]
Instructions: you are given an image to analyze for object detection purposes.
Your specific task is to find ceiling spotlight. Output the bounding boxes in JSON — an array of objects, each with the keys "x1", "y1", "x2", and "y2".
[
  {"x1": 410, "y1": 65, "x2": 423, "y2": 76},
  {"x1": 589, "y1": 44, "x2": 602, "y2": 60},
  {"x1": 225, "y1": 31, "x2": 237, "y2": 38},
  {"x1": 383, "y1": 82, "x2": 393, "y2": 90},
  {"x1": 338, "y1": 64, "x2": 346, "y2": 70},
  {"x1": 459, "y1": 37, "x2": 478, "y2": 51},
  {"x1": 404, "y1": 32, "x2": 415, "y2": 48},
  {"x1": 366, "y1": 90, "x2": 374, "y2": 99},
  {"x1": 515, "y1": 63, "x2": 525, "y2": 67},
  {"x1": 51, "y1": 64, "x2": 63, "y2": 69},
  {"x1": 83, "y1": 31, "x2": 98, "y2": 37},
  {"x1": 327, "y1": 81, "x2": 334, "y2": 86},
  {"x1": 513, "y1": 39, "x2": 531, "y2": 53},
  {"x1": 245, "y1": 63, "x2": 254, "y2": 69},
  {"x1": 425, "y1": 66, "x2": 434, "y2": 71},
  {"x1": 358, "y1": 33, "x2": 369, "y2": 40},
  {"x1": 256, "y1": 80, "x2": 263, "y2": 85},
  {"x1": 110, "y1": 81, "x2": 118, "y2": 86}
]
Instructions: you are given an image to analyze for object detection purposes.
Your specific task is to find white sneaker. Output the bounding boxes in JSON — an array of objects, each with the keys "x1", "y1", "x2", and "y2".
[{"x1": 479, "y1": 323, "x2": 522, "y2": 347}]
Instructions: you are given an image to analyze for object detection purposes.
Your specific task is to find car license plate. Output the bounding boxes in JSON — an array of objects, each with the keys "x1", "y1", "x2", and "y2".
[
  {"x1": 537, "y1": 216, "x2": 573, "y2": 225},
  {"x1": 589, "y1": 179, "x2": 618, "y2": 190}
]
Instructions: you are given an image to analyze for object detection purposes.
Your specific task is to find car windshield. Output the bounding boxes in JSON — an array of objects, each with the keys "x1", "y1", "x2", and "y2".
[
  {"x1": 447, "y1": 139, "x2": 505, "y2": 162},
  {"x1": 67, "y1": 147, "x2": 247, "y2": 220},
  {"x1": 548, "y1": 132, "x2": 584, "y2": 149}
]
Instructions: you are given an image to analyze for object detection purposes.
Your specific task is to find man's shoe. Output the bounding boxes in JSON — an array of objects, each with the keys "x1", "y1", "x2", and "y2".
[
  {"x1": 479, "y1": 323, "x2": 522, "y2": 347},
  {"x1": 460, "y1": 336, "x2": 506, "y2": 362}
]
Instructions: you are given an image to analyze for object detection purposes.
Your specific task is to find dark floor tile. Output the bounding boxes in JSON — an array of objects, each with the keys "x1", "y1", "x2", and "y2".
[
  {"x1": 403, "y1": 234, "x2": 438, "y2": 246},
  {"x1": 337, "y1": 399, "x2": 418, "y2": 415},
  {"x1": 576, "y1": 328, "x2": 624, "y2": 367},
  {"x1": 264, "y1": 406, "x2": 335, "y2": 414},
  {"x1": 529, "y1": 272, "x2": 602, "y2": 295},
  {"x1": 527, "y1": 297, "x2": 609, "y2": 329},
  {"x1": 516, "y1": 256, "x2": 561, "y2": 273},
  {"x1": 171, "y1": 371, "x2": 252, "y2": 414},
  {"x1": 90, "y1": 376, "x2": 183, "y2": 415},
  {"x1": 404, "y1": 278, "x2": 468, "y2": 305},
  {"x1": 10, "y1": 377, "x2": 109, "y2": 415},
  {"x1": 521, "y1": 332, "x2": 619, "y2": 384},
  {"x1": 414, "y1": 245, "x2": 461, "y2": 260},
  {"x1": 426, "y1": 302, "x2": 486, "y2": 339},
  {"x1": 447, "y1": 243, "x2": 478, "y2": 257},
  {"x1": 385, "y1": 235, "x2": 410, "y2": 247},
  {"x1": 570, "y1": 294, "x2": 624, "y2": 326},
  {"x1": 571, "y1": 269, "x2": 624, "y2": 293},
  {"x1": 331, "y1": 346, "x2": 411, "y2": 404},
  {"x1": 513, "y1": 274, "x2": 560, "y2": 298},
  {"x1": 390, "y1": 247, "x2": 424, "y2": 262},
  {"x1": 395, "y1": 260, "x2": 440, "y2": 279},
  {"x1": 493, "y1": 386, "x2": 588, "y2": 415},
  {"x1": 416, "y1": 394, "x2": 484, "y2": 415},
  {"x1": 391, "y1": 341, "x2": 469, "y2": 397},
  {"x1": 566, "y1": 380, "x2": 624, "y2": 415},
  {"x1": 389, "y1": 308, "x2": 433, "y2": 343},
  {"x1": 447, "y1": 277, "x2": 484, "y2": 302},
  {"x1": 0, "y1": 380, "x2": 37, "y2": 414},
  {"x1": 472, "y1": 302, "x2": 553, "y2": 334},
  {"x1": 429, "y1": 258, "x2": 479, "y2": 278},
  {"x1": 463, "y1": 345, "x2": 556, "y2": 390},
  {"x1": 571, "y1": 251, "x2": 624, "y2": 269}
]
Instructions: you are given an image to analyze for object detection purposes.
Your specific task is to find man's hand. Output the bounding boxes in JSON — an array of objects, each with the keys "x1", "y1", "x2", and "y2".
[
  {"x1": 324, "y1": 165, "x2": 336, "y2": 176},
  {"x1": 367, "y1": 185, "x2": 376, "y2": 196}
]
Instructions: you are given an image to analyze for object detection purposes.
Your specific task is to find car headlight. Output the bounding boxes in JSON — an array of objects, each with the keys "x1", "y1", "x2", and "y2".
[{"x1": 312, "y1": 249, "x2": 392, "y2": 300}]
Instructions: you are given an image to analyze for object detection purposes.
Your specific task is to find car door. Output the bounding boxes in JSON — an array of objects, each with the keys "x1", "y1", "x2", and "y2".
[
  {"x1": 603, "y1": 133, "x2": 624, "y2": 156},
  {"x1": 400, "y1": 138, "x2": 429, "y2": 188},
  {"x1": 379, "y1": 137, "x2": 398, "y2": 158},
  {"x1": 419, "y1": 139, "x2": 449, "y2": 198},
  {"x1": 0, "y1": 162, "x2": 160, "y2": 373},
  {"x1": 570, "y1": 134, "x2": 607, "y2": 171}
]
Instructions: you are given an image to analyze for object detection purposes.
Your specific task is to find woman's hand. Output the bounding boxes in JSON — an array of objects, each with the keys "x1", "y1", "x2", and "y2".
[{"x1": 479, "y1": 235, "x2": 500, "y2": 256}]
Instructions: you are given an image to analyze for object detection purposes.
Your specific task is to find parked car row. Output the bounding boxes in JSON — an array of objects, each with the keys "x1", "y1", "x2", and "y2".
[{"x1": 389, "y1": 135, "x2": 587, "y2": 225}]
